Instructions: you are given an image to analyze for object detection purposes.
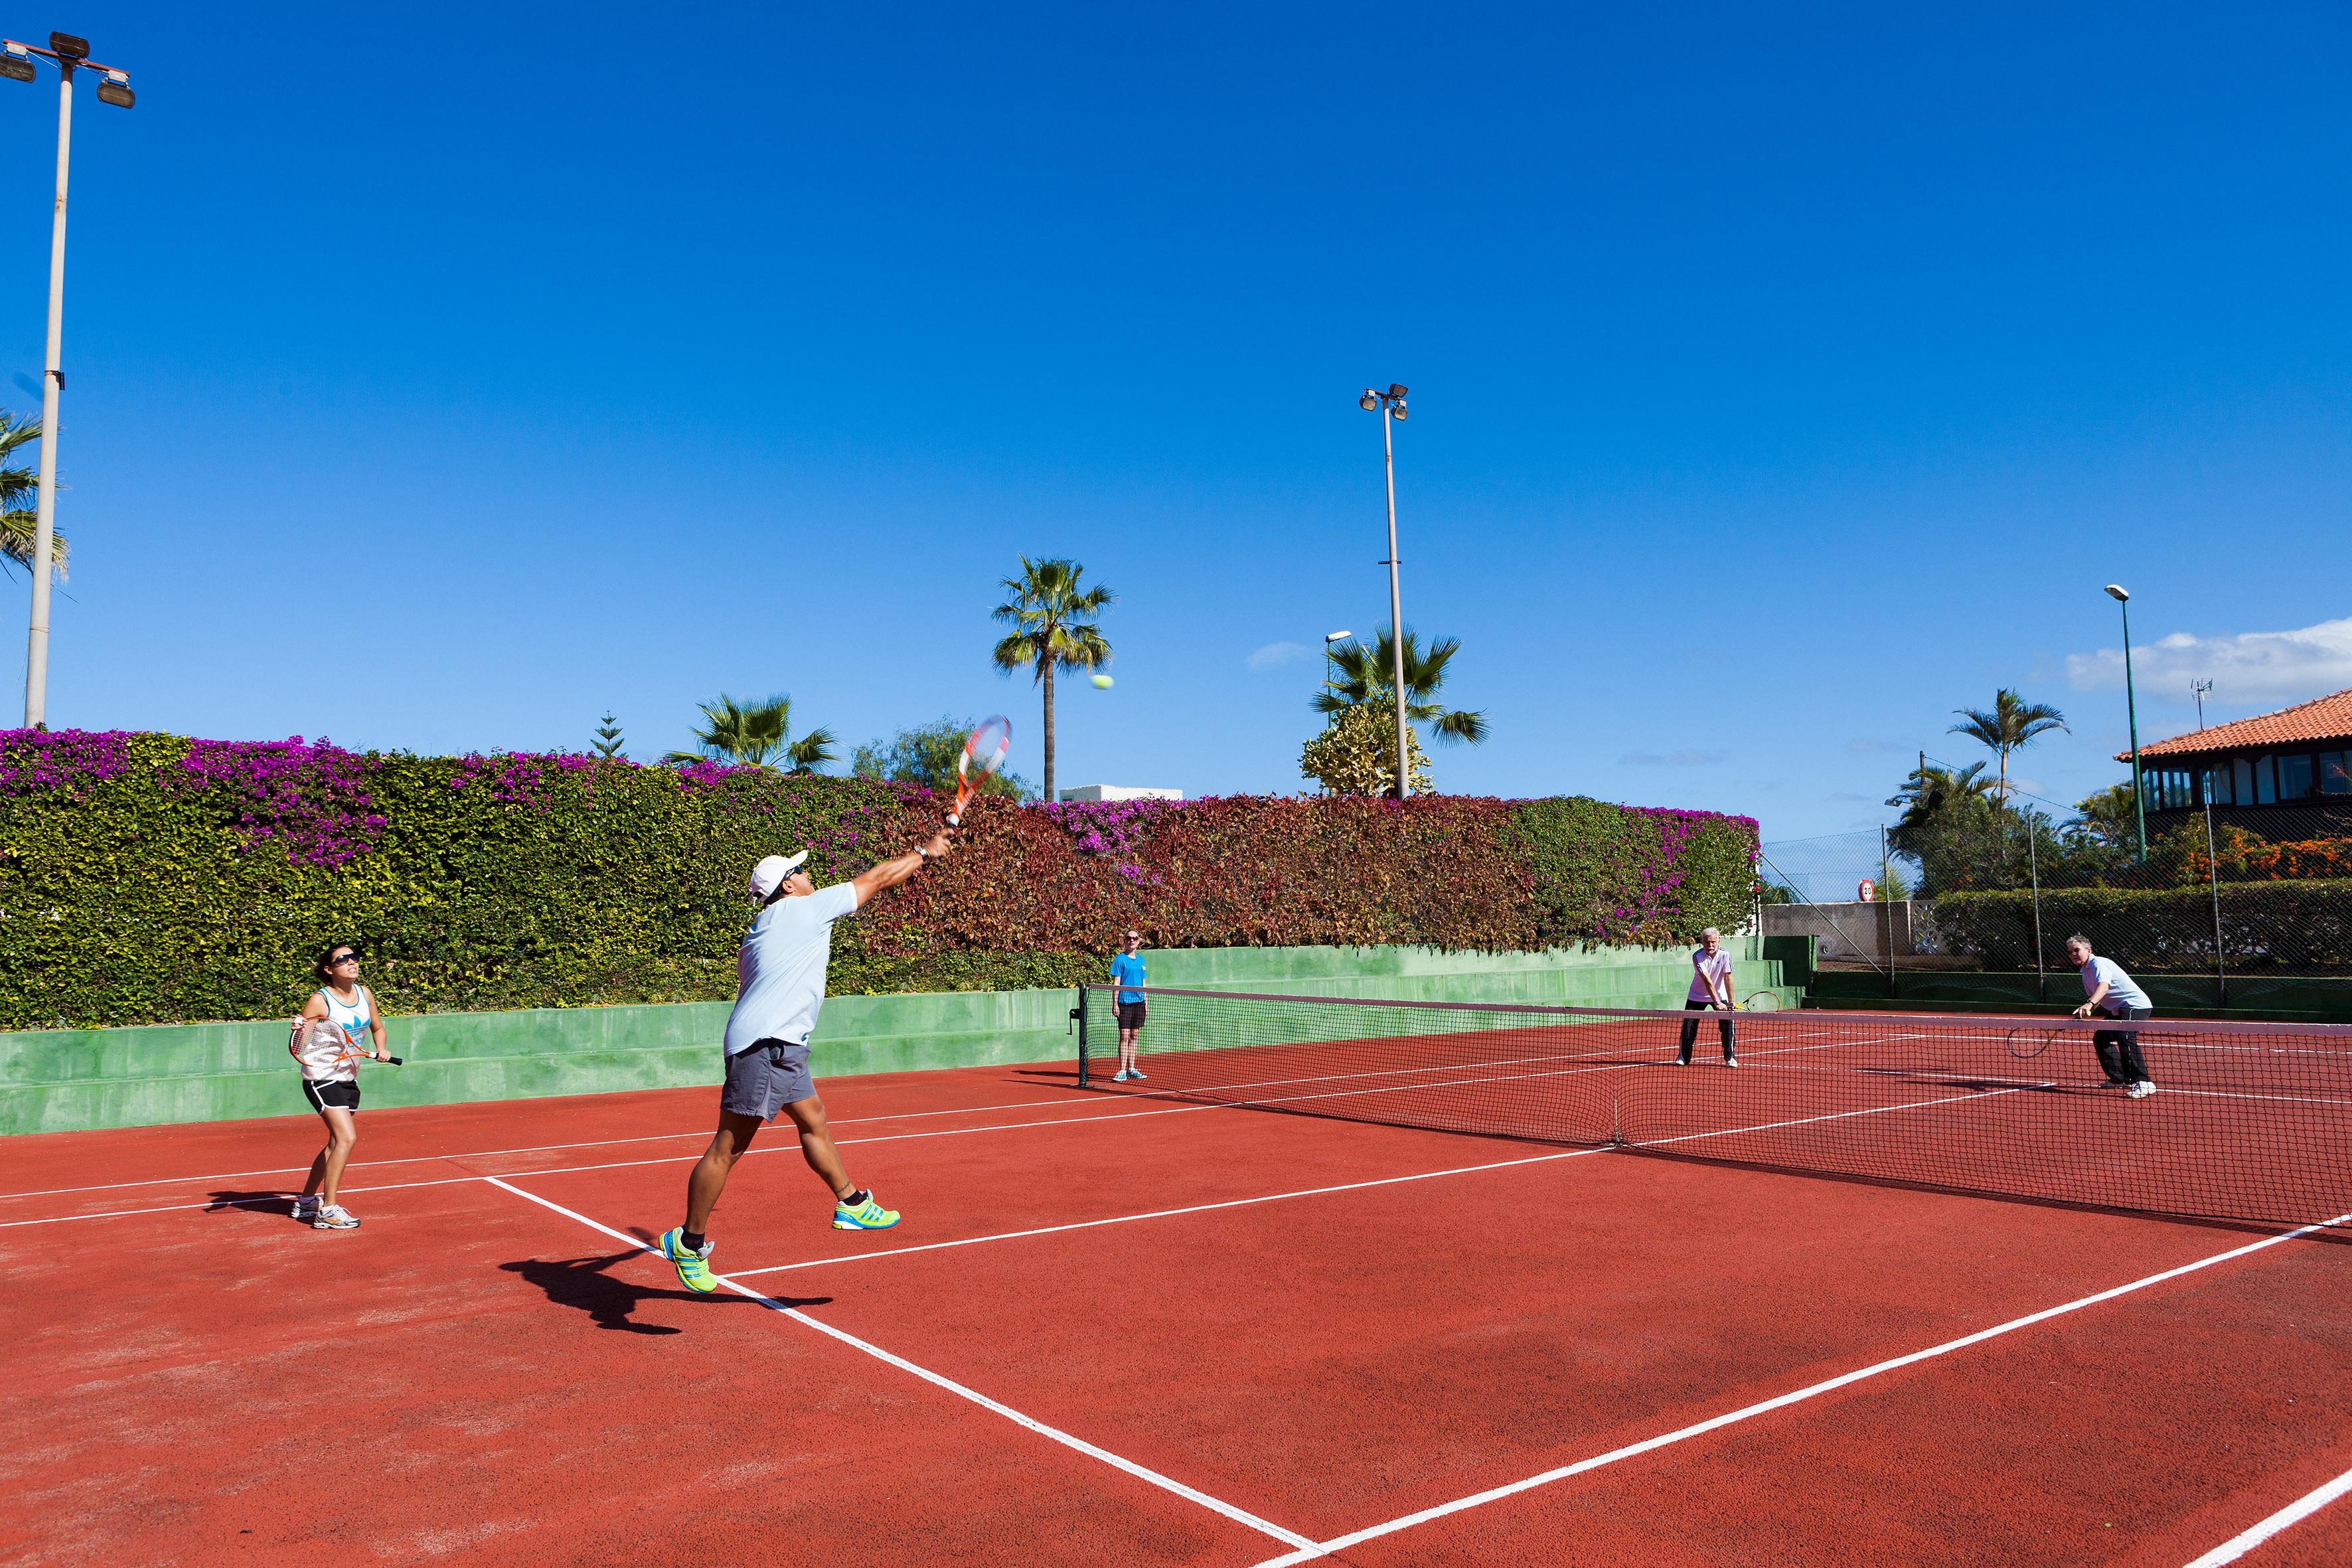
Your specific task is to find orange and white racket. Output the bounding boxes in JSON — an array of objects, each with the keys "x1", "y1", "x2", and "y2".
[
  {"x1": 291, "y1": 1019, "x2": 401, "y2": 1078},
  {"x1": 947, "y1": 716, "x2": 1012, "y2": 828}
]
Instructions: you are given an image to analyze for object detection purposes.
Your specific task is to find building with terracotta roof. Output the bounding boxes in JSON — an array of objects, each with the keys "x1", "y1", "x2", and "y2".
[{"x1": 2118, "y1": 686, "x2": 2352, "y2": 837}]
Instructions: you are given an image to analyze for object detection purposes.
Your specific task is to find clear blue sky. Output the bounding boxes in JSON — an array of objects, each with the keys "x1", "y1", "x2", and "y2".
[{"x1": 4, "y1": 2, "x2": 2348, "y2": 839}]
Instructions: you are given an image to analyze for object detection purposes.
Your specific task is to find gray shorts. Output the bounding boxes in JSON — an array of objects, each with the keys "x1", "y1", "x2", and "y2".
[{"x1": 720, "y1": 1038, "x2": 815, "y2": 1121}]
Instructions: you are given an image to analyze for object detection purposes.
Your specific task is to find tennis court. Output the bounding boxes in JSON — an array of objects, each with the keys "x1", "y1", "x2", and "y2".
[{"x1": 5, "y1": 999, "x2": 2351, "y2": 1565}]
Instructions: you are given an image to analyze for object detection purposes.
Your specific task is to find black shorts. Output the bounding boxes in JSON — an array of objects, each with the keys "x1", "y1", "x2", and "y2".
[
  {"x1": 1116, "y1": 1000, "x2": 1146, "y2": 1030},
  {"x1": 303, "y1": 1079, "x2": 360, "y2": 1113}
]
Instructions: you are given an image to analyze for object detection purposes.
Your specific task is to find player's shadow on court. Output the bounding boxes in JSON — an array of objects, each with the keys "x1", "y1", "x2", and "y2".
[
  {"x1": 205, "y1": 1189, "x2": 305, "y2": 1219},
  {"x1": 500, "y1": 1250, "x2": 832, "y2": 1335}
]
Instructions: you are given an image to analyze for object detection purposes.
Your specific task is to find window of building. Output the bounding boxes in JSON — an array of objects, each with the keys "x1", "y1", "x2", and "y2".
[
  {"x1": 2323, "y1": 751, "x2": 2350, "y2": 797},
  {"x1": 2255, "y1": 754, "x2": 2278, "y2": 805},
  {"x1": 2206, "y1": 763, "x2": 2233, "y2": 805},
  {"x1": 2279, "y1": 753, "x2": 2316, "y2": 801},
  {"x1": 2236, "y1": 757, "x2": 2255, "y2": 802}
]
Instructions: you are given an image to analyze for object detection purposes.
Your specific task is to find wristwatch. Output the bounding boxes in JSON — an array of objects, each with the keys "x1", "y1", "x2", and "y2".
[{"x1": 916, "y1": 846, "x2": 931, "y2": 863}]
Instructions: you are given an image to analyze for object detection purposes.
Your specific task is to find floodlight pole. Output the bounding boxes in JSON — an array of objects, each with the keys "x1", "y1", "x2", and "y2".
[
  {"x1": 1361, "y1": 384, "x2": 1411, "y2": 799},
  {"x1": 5, "y1": 34, "x2": 133, "y2": 730},
  {"x1": 2106, "y1": 585, "x2": 2148, "y2": 864}
]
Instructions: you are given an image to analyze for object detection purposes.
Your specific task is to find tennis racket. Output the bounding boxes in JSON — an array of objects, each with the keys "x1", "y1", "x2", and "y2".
[
  {"x1": 946, "y1": 715, "x2": 1012, "y2": 828},
  {"x1": 2005, "y1": 1025, "x2": 2062, "y2": 1060},
  {"x1": 292, "y1": 1019, "x2": 402, "y2": 1078},
  {"x1": 1739, "y1": 991, "x2": 1780, "y2": 1012}
]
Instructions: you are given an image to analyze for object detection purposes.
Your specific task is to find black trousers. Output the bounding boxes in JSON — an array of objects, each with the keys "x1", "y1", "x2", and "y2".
[
  {"x1": 1678, "y1": 999, "x2": 1736, "y2": 1062},
  {"x1": 2092, "y1": 1006, "x2": 2154, "y2": 1085}
]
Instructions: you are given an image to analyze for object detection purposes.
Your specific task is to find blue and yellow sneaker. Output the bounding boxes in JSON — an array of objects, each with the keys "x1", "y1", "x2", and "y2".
[
  {"x1": 832, "y1": 1192, "x2": 901, "y2": 1231},
  {"x1": 657, "y1": 1227, "x2": 719, "y2": 1293}
]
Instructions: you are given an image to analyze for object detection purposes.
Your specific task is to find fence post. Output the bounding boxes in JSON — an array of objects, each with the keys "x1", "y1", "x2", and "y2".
[
  {"x1": 2201, "y1": 775, "x2": 2229, "y2": 1009},
  {"x1": 1881, "y1": 825, "x2": 1899, "y2": 1000},
  {"x1": 2025, "y1": 813, "x2": 2047, "y2": 1006}
]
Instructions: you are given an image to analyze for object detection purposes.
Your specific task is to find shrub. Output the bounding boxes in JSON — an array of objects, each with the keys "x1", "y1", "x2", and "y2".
[
  {"x1": 0, "y1": 728, "x2": 1759, "y2": 1028},
  {"x1": 1931, "y1": 881, "x2": 2352, "y2": 973}
]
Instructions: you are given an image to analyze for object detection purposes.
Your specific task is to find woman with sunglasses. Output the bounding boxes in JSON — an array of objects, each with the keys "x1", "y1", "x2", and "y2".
[{"x1": 289, "y1": 943, "x2": 392, "y2": 1230}]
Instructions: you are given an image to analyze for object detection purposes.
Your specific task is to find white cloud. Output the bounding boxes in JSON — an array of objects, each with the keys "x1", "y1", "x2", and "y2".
[
  {"x1": 1621, "y1": 748, "x2": 1727, "y2": 766},
  {"x1": 1246, "y1": 641, "x2": 1312, "y2": 670},
  {"x1": 2065, "y1": 617, "x2": 2352, "y2": 704}
]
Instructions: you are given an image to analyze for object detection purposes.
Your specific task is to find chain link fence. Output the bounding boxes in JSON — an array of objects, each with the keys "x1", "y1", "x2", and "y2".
[{"x1": 1761, "y1": 797, "x2": 2352, "y2": 1008}]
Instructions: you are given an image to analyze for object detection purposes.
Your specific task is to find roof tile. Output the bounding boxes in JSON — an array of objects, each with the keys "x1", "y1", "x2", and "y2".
[{"x1": 2119, "y1": 686, "x2": 2352, "y2": 761}]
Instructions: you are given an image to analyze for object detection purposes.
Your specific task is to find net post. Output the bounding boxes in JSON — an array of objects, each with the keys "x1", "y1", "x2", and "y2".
[{"x1": 1074, "y1": 984, "x2": 1090, "y2": 1087}]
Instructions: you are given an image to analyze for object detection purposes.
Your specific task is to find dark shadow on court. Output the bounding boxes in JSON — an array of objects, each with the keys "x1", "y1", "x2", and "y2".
[
  {"x1": 205, "y1": 1189, "x2": 307, "y2": 1219},
  {"x1": 499, "y1": 1250, "x2": 833, "y2": 1334}
]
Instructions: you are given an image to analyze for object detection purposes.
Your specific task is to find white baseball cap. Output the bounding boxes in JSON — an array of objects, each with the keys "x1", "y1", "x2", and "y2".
[{"x1": 749, "y1": 851, "x2": 809, "y2": 899}]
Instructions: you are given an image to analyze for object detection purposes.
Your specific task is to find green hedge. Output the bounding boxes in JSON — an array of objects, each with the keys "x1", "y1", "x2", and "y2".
[
  {"x1": 0, "y1": 730, "x2": 1759, "y2": 1028},
  {"x1": 1931, "y1": 880, "x2": 2352, "y2": 974}
]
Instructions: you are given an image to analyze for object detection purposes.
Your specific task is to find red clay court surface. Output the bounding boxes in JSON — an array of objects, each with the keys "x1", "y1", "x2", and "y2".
[{"x1": 5, "y1": 1045, "x2": 2351, "y2": 1566}]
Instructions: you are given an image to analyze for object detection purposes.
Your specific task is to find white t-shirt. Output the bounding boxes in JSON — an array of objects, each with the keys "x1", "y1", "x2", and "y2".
[
  {"x1": 722, "y1": 882, "x2": 860, "y2": 1056},
  {"x1": 1687, "y1": 948, "x2": 1735, "y2": 1004},
  {"x1": 2078, "y1": 955, "x2": 2151, "y2": 1014}
]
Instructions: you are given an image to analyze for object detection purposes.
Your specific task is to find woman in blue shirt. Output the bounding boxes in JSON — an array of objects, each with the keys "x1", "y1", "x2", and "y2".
[{"x1": 1108, "y1": 929, "x2": 1148, "y2": 1082}]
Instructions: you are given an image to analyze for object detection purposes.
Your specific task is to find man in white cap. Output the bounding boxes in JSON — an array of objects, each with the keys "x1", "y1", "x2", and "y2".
[{"x1": 659, "y1": 828, "x2": 952, "y2": 1293}]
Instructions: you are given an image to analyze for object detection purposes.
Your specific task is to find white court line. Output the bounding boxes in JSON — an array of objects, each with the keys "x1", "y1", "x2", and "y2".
[
  {"x1": 483, "y1": 1176, "x2": 1317, "y2": 1554},
  {"x1": 1243, "y1": 1210, "x2": 2352, "y2": 1567},
  {"x1": 729, "y1": 1146, "x2": 1614, "y2": 1277},
  {"x1": 727, "y1": 1084, "x2": 2021, "y2": 1280},
  {"x1": 2181, "y1": 1462, "x2": 2352, "y2": 1567},
  {"x1": 0, "y1": 1089, "x2": 1140, "y2": 1202}
]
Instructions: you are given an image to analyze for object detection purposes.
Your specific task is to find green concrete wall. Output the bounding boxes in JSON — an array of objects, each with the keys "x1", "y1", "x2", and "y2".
[{"x1": 0, "y1": 941, "x2": 1784, "y2": 1135}]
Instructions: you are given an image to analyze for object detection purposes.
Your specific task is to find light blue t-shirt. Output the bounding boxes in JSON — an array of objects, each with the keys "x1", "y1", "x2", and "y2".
[
  {"x1": 1109, "y1": 951, "x2": 1146, "y2": 1004},
  {"x1": 722, "y1": 882, "x2": 860, "y2": 1056},
  {"x1": 2080, "y1": 955, "x2": 2152, "y2": 1014}
]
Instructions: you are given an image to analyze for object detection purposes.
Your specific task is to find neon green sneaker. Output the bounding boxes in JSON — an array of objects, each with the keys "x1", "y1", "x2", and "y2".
[
  {"x1": 657, "y1": 1227, "x2": 719, "y2": 1293},
  {"x1": 832, "y1": 1193, "x2": 901, "y2": 1231}
]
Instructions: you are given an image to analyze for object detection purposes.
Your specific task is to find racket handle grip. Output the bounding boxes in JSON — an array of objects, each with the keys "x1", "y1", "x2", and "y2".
[
  {"x1": 384, "y1": 1055, "x2": 404, "y2": 1066},
  {"x1": 945, "y1": 813, "x2": 961, "y2": 829}
]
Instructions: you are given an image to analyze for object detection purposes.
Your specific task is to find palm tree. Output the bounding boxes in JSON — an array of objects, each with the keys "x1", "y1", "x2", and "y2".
[
  {"x1": 1885, "y1": 759, "x2": 1996, "y2": 830},
  {"x1": 1, "y1": 409, "x2": 68, "y2": 583},
  {"x1": 990, "y1": 556, "x2": 1113, "y2": 803},
  {"x1": 664, "y1": 692, "x2": 835, "y2": 773},
  {"x1": 1948, "y1": 688, "x2": 2067, "y2": 808},
  {"x1": 1310, "y1": 628, "x2": 1488, "y2": 746}
]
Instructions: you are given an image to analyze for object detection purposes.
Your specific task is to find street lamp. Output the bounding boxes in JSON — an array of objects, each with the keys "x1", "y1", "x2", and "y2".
[
  {"x1": 3, "y1": 31, "x2": 136, "y2": 730},
  {"x1": 1322, "y1": 629, "x2": 1352, "y2": 715},
  {"x1": 1358, "y1": 384, "x2": 1411, "y2": 799},
  {"x1": 2105, "y1": 584, "x2": 2148, "y2": 862}
]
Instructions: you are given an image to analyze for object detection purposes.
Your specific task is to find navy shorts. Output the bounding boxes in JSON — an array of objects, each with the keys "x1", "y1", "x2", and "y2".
[
  {"x1": 721, "y1": 1038, "x2": 815, "y2": 1121},
  {"x1": 303, "y1": 1079, "x2": 360, "y2": 1113},
  {"x1": 1116, "y1": 1000, "x2": 1146, "y2": 1030}
]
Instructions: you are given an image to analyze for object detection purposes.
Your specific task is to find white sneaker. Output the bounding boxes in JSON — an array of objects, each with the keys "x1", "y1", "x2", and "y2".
[
  {"x1": 2128, "y1": 1081, "x2": 2157, "y2": 1099},
  {"x1": 313, "y1": 1204, "x2": 360, "y2": 1230},
  {"x1": 1725, "y1": 1058, "x2": 1740, "y2": 1068},
  {"x1": 1110, "y1": 1069, "x2": 1133, "y2": 1083},
  {"x1": 1129, "y1": 1069, "x2": 1146, "y2": 1081},
  {"x1": 292, "y1": 1195, "x2": 319, "y2": 1223}
]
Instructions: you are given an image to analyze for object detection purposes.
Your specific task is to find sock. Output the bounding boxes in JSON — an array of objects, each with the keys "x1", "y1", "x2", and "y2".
[
  {"x1": 681, "y1": 1229, "x2": 706, "y2": 1253},
  {"x1": 839, "y1": 1190, "x2": 868, "y2": 1208}
]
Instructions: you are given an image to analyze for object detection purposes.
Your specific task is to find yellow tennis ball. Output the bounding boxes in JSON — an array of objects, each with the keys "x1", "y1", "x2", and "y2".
[{"x1": 1091, "y1": 674, "x2": 1113, "y2": 689}]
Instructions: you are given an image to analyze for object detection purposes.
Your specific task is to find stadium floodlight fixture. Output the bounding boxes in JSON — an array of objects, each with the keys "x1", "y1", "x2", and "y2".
[
  {"x1": 1324, "y1": 629, "x2": 1351, "y2": 643},
  {"x1": 1359, "y1": 383, "x2": 1415, "y2": 798},
  {"x1": 9, "y1": 30, "x2": 137, "y2": 728},
  {"x1": 2105, "y1": 584, "x2": 2129, "y2": 602}
]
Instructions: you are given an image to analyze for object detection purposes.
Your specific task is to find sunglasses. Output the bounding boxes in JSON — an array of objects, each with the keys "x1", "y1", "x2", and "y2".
[{"x1": 329, "y1": 953, "x2": 360, "y2": 966}]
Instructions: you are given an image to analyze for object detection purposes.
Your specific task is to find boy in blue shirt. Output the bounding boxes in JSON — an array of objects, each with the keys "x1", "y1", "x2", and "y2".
[{"x1": 1108, "y1": 929, "x2": 1148, "y2": 1082}]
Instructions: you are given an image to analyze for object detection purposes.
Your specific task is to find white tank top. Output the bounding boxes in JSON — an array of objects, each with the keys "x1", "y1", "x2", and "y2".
[{"x1": 292, "y1": 986, "x2": 374, "y2": 1082}]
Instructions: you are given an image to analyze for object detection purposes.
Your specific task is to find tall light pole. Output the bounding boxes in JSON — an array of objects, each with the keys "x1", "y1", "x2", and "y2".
[
  {"x1": 2105, "y1": 584, "x2": 2148, "y2": 862},
  {"x1": 1358, "y1": 383, "x2": 1410, "y2": 799},
  {"x1": 1322, "y1": 629, "x2": 1352, "y2": 715},
  {"x1": 3, "y1": 33, "x2": 135, "y2": 730}
]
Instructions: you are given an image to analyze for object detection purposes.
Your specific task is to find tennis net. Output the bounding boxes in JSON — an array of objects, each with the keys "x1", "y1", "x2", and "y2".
[{"x1": 1075, "y1": 985, "x2": 2352, "y2": 1229}]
